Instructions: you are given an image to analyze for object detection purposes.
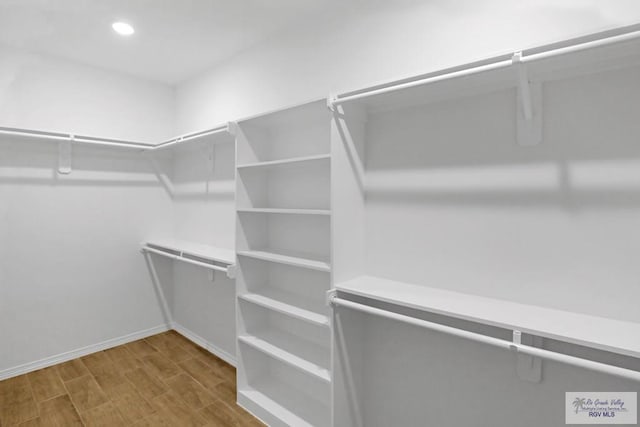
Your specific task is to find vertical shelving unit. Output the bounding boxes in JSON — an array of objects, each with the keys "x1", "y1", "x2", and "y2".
[{"x1": 234, "y1": 100, "x2": 332, "y2": 426}]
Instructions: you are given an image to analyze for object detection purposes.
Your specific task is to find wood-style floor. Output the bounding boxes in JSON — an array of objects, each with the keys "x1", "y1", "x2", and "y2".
[{"x1": 0, "y1": 331, "x2": 264, "y2": 426}]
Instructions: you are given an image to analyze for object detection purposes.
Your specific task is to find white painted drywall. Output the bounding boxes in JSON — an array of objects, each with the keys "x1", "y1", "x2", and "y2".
[
  {"x1": 168, "y1": 140, "x2": 237, "y2": 360},
  {"x1": 0, "y1": 45, "x2": 174, "y2": 142},
  {"x1": 0, "y1": 141, "x2": 174, "y2": 374},
  {"x1": 0, "y1": 50, "x2": 176, "y2": 375},
  {"x1": 175, "y1": 0, "x2": 640, "y2": 132},
  {"x1": 365, "y1": 65, "x2": 640, "y2": 324},
  {"x1": 332, "y1": 64, "x2": 640, "y2": 426}
]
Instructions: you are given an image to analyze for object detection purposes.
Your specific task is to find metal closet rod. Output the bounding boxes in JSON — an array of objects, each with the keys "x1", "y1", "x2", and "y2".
[
  {"x1": 331, "y1": 296, "x2": 640, "y2": 383},
  {"x1": 141, "y1": 245, "x2": 229, "y2": 273},
  {"x1": 0, "y1": 124, "x2": 231, "y2": 151},
  {"x1": 330, "y1": 28, "x2": 640, "y2": 106}
]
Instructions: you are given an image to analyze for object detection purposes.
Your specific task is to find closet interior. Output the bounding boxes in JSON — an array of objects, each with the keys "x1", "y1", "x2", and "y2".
[{"x1": 2, "y1": 19, "x2": 640, "y2": 427}]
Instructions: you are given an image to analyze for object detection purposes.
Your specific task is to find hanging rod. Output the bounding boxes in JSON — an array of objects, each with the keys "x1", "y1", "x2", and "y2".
[
  {"x1": 330, "y1": 296, "x2": 640, "y2": 383},
  {"x1": 141, "y1": 245, "x2": 230, "y2": 273},
  {"x1": 150, "y1": 124, "x2": 231, "y2": 151},
  {"x1": 330, "y1": 28, "x2": 640, "y2": 107},
  {"x1": 0, "y1": 123, "x2": 232, "y2": 151},
  {"x1": 0, "y1": 126, "x2": 154, "y2": 150}
]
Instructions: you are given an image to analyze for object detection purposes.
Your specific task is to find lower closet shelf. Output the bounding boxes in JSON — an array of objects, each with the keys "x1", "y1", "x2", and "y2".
[
  {"x1": 239, "y1": 380, "x2": 329, "y2": 427},
  {"x1": 336, "y1": 275, "x2": 640, "y2": 359},
  {"x1": 239, "y1": 334, "x2": 330, "y2": 382},
  {"x1": 239, "y1": 293, "x2": 330, "y2": 327}
]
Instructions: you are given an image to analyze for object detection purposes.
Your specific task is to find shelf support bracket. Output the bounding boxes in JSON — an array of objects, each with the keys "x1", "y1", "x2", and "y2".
[
  {"x1": 512, "y1": 52, "x2": 542, "y2": 146},
  {"x1": 513, "y1": 330, "x2": 543, "y2": 383},
  {"x1": 58, "y1": 135, "x2": 73, "y2": 175}
]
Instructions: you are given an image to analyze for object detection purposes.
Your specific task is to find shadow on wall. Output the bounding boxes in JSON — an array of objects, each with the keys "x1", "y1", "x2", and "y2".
[
  {"x1": 149, "y1": 138, "x2": 235, "y2": 201},
  {"x1": 364, "y1": 67, "x2": 640, "y2": 211},
  {"x1": 0, "y1": 134, "x2": 236, "y2": 201}
]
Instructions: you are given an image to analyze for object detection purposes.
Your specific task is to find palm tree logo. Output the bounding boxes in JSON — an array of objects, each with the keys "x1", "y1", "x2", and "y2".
[{"x1": 573, "y1": 398, "x2": 586, "y2": 414}]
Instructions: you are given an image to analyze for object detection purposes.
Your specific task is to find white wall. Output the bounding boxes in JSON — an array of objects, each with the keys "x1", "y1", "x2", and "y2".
[
  {"x1": 0, "y1": 49, "x2": 176, "y2": 376},
  {"x1": 0, "y1": 45, "x2": 175, "y2": 142},
  {"x1": 168, "y1": 139, "x2": 237, "y2": 361},
  {"x1": 175, "y1": 0, "x2": 640, "y2": 132},
  {"x1": 332, "y1": 62, "x2": 640, "y2": 427},
  {"x1": 0, "y1": 141, "x2": 174, "y2": 376},
  {"x1": 365, "y1": 65, "x2": 640, "y2": 323}
]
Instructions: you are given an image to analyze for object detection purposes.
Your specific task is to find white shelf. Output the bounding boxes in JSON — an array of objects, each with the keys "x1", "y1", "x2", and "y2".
[
  {"x1": 336, "y1": 275, "x2": 640, "y2": 359},
  {"x1": 239, "y1": 379, "x2": 329, "y2": 427},
  {"x1": 145, "y1": 238, "x2": 235, "y2": 265},
  {"x1": 239, "y1": 334, "x2": 330, "y2": 382},
  {"x1": 237, "y1": 154, "x2": 330, "y2": 170},
  {"x1": 237, "y1": 249, "x2": 330, "y2": 272},
  {"x1": 237, "y1": 208, "x2": 331, "y2": 216},
  {"x1": 239, "y1": 293, "x2": 329, "y2": 327}
]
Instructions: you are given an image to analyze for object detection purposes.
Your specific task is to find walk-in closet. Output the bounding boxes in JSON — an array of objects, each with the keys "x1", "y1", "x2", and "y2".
[{"x1": 1, "y1": 2, "x2": 640, "y2": 426}]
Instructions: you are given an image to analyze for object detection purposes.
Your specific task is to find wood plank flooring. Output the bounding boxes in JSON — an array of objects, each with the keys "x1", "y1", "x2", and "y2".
[{"x1": 0, "y1": 331, "x2": 264, "y2": 426}]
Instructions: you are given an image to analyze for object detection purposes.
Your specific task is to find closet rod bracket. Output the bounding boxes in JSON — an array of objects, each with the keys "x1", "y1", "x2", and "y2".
[
  {"x1": 512, "y1": 329, "x2": 543, "y2": 383},
  {"x1": 58, "y1": 135, "x2": 73, "y2": 175},
  {"x1": 226, "y1": 264, "x2": 236, "y2": 280},
  {"x1": 512, "y1": 52, "x2": 542, "y2": 146},
  {"x1": 226, "y1": 122, "x2": 238, "y2": 137},
  {"x1": 326, "y1": 289, "x2": 337, "y2": 306}
]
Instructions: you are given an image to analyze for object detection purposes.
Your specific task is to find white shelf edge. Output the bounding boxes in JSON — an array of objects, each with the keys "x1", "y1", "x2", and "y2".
[
  {"x1": 237, "y1": 249, "x2": 330, "y2": 272},
  {"x1": 336, "y1": 275, "x2": 640, "y2": 359},
  {"x1": 237, "y1": 208, "x2": 331, "y2": 216},
  {"x1": 145, "y1": 239, "x2": 235, "y2": 265},
  {"x1": 239, "y1": 293, "x2": 330, "y2": 327},
  {"x1": 238, "y1": 389, "x2": 314, "y2": 427},
  {"x1": 237, "y1": 154, "x2": 330, "y2": 170},
  {"x1": 239, "y1": 335, "x2": 331, "y2": 382}
]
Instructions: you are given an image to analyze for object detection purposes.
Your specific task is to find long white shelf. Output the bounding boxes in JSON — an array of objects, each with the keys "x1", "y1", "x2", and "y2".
[
  {"x1": 239, "y1": 335, "x2": 331, "y2": 382},
  {"x1": 237, "y1": 154, "x2": 330, "y2": 170},
  {"x1": 239, "y1": 293, "x2": 329, "y2": 327},
  {"x1": 237, "y1": 249, "x2": 330, "y2": 272},
  {"x1": 237, "y1": 208, "x2": 331, "y2": 216},
  {"x1": 145, "y1": 238, "x2": 235, "y2": 265},
  {"x1": 336, "y1": 275, "x2": 640, "y2": 359}
]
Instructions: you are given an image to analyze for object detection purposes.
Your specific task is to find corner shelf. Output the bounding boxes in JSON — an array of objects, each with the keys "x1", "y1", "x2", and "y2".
[
  {"x1": 237, "y1": 249, "x2": 330, "y2": 272},
  {"x1": 336, "y1": 275, "x2": 640, "y2": 359}
]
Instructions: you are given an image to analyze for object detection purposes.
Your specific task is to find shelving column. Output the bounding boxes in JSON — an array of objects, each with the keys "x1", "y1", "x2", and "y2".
[{"x1": 234, "y1": 100, "x2": 333, "y2": 427}]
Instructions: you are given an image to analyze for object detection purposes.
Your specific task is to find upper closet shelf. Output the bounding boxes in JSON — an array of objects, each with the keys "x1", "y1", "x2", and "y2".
[
  {"x1": 329, "y1": 27, "x2": 640, "y2": 113},
  {"x1": 142, "y1": 239, "x2": 236, "y2": 278},
  {"x1": 336, "y1": 275, "x2": 640, "y2": 359}
]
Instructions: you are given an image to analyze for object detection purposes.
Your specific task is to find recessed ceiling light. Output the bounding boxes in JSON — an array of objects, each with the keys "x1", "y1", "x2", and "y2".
[{"x1": 112, "y1": 22, "x2": 135, "y2": 36}]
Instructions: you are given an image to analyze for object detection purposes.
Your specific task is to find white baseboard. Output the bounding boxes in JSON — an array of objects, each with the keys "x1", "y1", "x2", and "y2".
[
  {"x1": 0, "y1": 324, "x2": 171, "y2": 381},
  {"x1": 171, "y1": 321, "x2": 236, "y2": 367}
]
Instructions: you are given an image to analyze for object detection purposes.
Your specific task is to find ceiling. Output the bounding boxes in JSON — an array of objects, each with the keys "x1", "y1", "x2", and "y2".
[{"x1": 0, "y1": 0, "x2": 343, "y2": 84}]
